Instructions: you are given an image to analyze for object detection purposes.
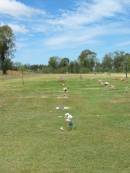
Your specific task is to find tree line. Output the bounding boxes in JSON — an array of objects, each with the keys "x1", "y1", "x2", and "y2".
[
  {"x1": 12, "y1": 50, "x2": 130, "y2": 74},
  {"x1": 0, "y1": 25, "x2": 130, "y2": 74}
]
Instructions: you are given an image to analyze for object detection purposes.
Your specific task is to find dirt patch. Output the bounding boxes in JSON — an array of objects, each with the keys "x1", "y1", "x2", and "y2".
[
  {"x1": 19, "y1": 95, "x2": 49, "y2": 99},
  {"x1": 111, "y1": 98, "x2": 130, "y2": 104},
  {"x1": 57, "y1": 96, "x2": 69, "y2": 99}
]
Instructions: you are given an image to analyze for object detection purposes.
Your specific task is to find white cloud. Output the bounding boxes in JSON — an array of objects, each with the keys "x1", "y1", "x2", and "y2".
[
  {"x1": 0, "y1": 0, "x2": 44, "y2": 17},
  {"x1": 1, "y1": 0, "x2": 130, "y2": 51},
  {"x1": 45, "y1": 20, "x2": 130, "y2": 49},
  {"x1": 9, "y1": 23, "x2": 29, "y2": 33},
  {"x1": 45, "y1": 26, "x2": 105, "y2": 47},
  {"x1": 0, "y1": 22, "x2": 29, "y2": 33},
  {"x1": 48, "y1": 0, "x2": 130, "y2": 28},
  {"x1": 44, "y1": 0, "x2": 130, "y2": 48}
]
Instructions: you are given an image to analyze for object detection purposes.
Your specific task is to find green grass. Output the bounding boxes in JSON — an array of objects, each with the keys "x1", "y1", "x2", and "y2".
[{"x1": 0, "y1": 73, "x2": 130, "y2": 173}]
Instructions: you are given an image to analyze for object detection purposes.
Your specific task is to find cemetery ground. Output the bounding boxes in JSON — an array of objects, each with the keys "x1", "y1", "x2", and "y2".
[{"x1": 0, "y1": 73, "x2": 130, "y2": 173}]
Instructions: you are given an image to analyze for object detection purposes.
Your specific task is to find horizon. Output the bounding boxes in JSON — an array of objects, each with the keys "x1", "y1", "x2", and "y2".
[{"x1": 0, "y1": 0, "x2": 130, "y2": 65}]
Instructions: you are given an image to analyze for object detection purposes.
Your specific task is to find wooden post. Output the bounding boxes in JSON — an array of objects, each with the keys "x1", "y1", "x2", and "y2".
[{"x1": 21, "y1": 69, "x2": 24, "y2": 85}]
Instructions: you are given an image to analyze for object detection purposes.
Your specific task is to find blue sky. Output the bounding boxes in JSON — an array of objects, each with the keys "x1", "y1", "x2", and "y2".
[{"x1": 0, "y1": 0, "x2": 130, "y2": 64}]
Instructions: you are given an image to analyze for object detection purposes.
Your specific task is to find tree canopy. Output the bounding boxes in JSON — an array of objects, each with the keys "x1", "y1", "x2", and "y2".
[
  {"x1": 78, "y1": 49, "x2": 97, "y2": 72},
  {"x1": 0, "y1": 25, "x2": 15, "y2": 74},
  {"x1": 3, "y1": 47, "x2": 130, "y2": 75}
]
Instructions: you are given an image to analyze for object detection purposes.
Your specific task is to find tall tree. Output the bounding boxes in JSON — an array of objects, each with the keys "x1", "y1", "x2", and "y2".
[
  {"x1": 59, "y1": 57, "x2": 70, "y2": 73},
  {"x1": 127, "y1": 53, "x2": 130, "y2": 72},
  {"x1": 60, "y1": 58, "x2": 69, "y2": 67},
  {"x1": 122, "y1": 53, "x2": 130, "y2": 78},
  {"x1": 69, "y1": 61, "x2": 80, "y2": 73},
  {"x1": 78, "y1": 49, "x2": 97, "y2": 72},
  {"x1": 48, "y1": 56, "x2": 60, "y2": 70},
  {"x1": 113, "y1": 51, "x2": 126, "y2": 72},
  {"x1": 0, "y1": 25, "x2": 15, "y2": 74},
  {"x1": 102, "y1": 53, "x2": 113, "y2": 72}
]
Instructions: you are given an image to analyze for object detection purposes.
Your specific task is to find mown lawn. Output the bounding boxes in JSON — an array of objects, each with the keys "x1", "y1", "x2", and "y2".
[{"x1": 0, "y1": 73, "x2": 130, "y2": 173}]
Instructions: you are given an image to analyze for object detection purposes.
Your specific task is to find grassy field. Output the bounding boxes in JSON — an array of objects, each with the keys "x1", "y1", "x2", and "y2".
[{"x1": 0, "y1": 73, "x2": 130, "y2": 173}]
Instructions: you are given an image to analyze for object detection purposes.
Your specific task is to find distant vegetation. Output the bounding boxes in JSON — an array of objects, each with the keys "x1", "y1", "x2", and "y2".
[
  {"x1": 12, "y1": 50, "x2": 130, "y2": 74},
  {"x1": 0, "y1": 25, "x2": 130, "y2": 74}
]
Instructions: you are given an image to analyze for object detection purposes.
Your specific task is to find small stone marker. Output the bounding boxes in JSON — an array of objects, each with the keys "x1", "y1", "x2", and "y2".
[
  {"x1": 64, "y1": 107, "x2": 70, "y2": 110},
  {"x1": 60, "y1": 127, "x2": 64, "y2": 131}
]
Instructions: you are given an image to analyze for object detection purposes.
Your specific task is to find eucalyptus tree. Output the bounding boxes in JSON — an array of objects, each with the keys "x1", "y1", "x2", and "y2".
[
  {"x1": 78, "y1": 49, "x2": 97, "y2": 72},
  {"x1": 0, "y1": 25, "x2": 15, "y2": 74}
]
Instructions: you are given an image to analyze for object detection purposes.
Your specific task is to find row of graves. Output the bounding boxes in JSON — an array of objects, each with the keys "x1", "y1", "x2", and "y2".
[
  {"x1": 98, "y1": 77, "x2": 129, "y2": 93},
  {"x1": 56, "y1": 77, "x2": 74, "y2": 131}
]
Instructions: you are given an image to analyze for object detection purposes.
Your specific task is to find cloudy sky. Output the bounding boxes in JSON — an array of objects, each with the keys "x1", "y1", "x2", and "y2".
[{"x1": 0, "y1": 0, "x2": 130, "y2": 64}]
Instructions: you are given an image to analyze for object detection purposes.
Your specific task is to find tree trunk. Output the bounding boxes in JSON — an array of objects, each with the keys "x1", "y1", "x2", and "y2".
[
  {"x1": 2, "y1": 68, "x2": 7, "y2": 75},
  {"x1": 1, "y1": 60, "x2": 7, "y2": 75},
  {"x1": 1, "y1": 54, "x2": 7, "y2": 75},
  {"x1": 21, "y1": 69, "x2": 24, "y2": 85}
]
